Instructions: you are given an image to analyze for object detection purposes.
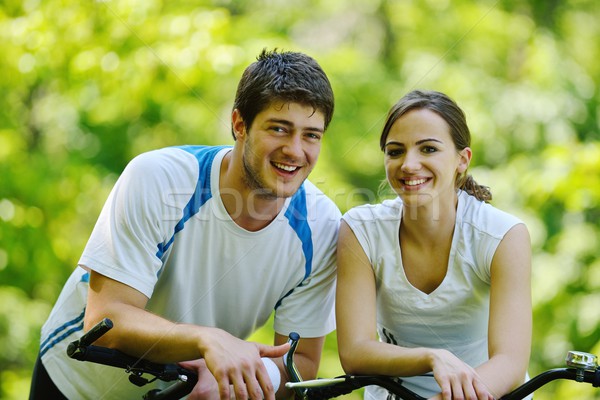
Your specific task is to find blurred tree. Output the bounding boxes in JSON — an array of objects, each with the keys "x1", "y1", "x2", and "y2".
[{"x1": 1, "y1": 0, "x2": 599, "y2": 399}]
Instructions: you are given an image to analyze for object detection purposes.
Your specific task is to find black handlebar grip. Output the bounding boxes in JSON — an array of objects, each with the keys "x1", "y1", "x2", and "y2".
[
  {"x1": 67, "y1": 318, "x2": 114, "y2": 360},
  {"x1": 79, "y1": 318, "x2": 114, "y2": 346}
]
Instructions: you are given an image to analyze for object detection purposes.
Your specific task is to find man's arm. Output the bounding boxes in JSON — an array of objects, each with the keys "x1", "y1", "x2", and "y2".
[
  {"x1": 271, "y1": 332, "x2": 325, "y2": 400},
  {"x1": 85, "y1": 270, "x2": 289, "y2": 400}
]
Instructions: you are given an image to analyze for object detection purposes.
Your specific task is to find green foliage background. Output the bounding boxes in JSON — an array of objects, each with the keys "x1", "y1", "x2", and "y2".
[{"x1": 1, "y1": 0, "x2": 599, "y2": 398}]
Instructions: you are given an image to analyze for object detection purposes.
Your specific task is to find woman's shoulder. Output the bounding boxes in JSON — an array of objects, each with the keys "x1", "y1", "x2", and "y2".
[
  {"x1": 458, "y1": 191, "x2": 523, "y2": 238},
  {"x1": 343, "y1": 197, "x2": 402, "y2": 223}
]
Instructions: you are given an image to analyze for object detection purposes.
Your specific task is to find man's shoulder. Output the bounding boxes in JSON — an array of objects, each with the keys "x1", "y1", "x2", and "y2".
[
  {"x1": 299, "y1": 180, "x2": 341, "y2": 218},
  {"x1": 174, "y1": 145, "x2": 231, "y2": 159},
  {"x1": 126, "y1": 145, "x2": 229, "y2": 176}
]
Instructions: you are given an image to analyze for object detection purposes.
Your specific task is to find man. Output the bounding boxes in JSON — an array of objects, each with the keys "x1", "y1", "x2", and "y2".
[{"x1": 30, "y1": 48, "x2": 340, "y2": 400}]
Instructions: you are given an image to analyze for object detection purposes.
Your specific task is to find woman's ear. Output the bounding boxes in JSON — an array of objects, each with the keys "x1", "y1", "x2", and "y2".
[
  {"x1": 231, "y1": 109, "x2": 246, "y2": 141},
  {"x1": 457, "y1": 147, "x2": 472, "y2": 174}
]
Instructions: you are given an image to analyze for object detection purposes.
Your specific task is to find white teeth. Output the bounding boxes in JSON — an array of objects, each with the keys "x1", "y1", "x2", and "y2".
[
  {"x1": 273, "y1": 162, "x2": 298, "y2": 172},
  {"x1": 405, "y1": 178, "x2": 427, "y2": 186}
]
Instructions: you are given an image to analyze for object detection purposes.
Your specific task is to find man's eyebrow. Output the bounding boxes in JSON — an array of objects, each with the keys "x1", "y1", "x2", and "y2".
[
  {"x1": 266, "y1": 118, "x2": 324, "y2": 132},
  {"x1": 266, "y1": 118, "x2": 292, "y2": 126}
]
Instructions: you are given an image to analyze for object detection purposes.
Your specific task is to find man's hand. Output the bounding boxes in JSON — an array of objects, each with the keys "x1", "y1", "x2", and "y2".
[{"x1": 196, "y1": 330, "x2": 290, "y2": 400}]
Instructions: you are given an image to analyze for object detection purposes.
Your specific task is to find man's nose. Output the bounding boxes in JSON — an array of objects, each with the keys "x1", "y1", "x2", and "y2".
[{"x1": 282, "y1": 134, "x2": 303, "y2": 158}]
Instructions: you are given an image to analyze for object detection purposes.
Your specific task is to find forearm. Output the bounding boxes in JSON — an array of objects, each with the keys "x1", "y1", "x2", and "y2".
[
  {"x1": 340, "y1": 339, "x2": 433, "y2": 377},
  {"x1": 272, "y1": 352, "x2": 315, "y2": 400},
  {"x1": 84, "y1": 301, "x2": 209, "y2": 363},
  {"x1": 271, "y1": 334, "x2": 325, "y2": 400},
  {"x1": 476, "y1": 353, "x2": 529, "y2": 398}
]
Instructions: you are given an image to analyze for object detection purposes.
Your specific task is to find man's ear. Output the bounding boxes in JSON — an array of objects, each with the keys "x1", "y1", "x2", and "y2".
[
  {"x1": 457, "y1": 147, "x2": 472, "y2": 174},
  {"x1": 231, "y1": 109, "x2": 246, "y2": 141}
]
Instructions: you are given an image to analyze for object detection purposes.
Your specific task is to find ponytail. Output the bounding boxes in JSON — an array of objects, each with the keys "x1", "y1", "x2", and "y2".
[{"x1": 458, "y1": 174, "x2": 492, "y2": 203}]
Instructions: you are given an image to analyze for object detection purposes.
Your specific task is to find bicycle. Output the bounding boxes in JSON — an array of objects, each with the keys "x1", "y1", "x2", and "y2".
[
  {"x1": 66, "y1": 318, "x2": 197, "y2": 400},
  {"x1": 67, "y1": 318, "x2": 600, "y2": 399}
]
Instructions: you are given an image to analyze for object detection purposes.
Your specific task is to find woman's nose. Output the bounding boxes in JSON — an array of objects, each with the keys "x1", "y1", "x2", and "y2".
[{"x1": 401, "y1": 151, "x2": 421, "y2": 172}]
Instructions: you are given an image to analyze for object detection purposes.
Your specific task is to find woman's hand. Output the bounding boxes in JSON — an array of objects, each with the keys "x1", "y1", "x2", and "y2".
[
  {"x1": 178, "y1": 359, "x2": 221, "y2": 400},
  {"x1": 429, "y1": 349, "x2": 495, "y2": 400}
]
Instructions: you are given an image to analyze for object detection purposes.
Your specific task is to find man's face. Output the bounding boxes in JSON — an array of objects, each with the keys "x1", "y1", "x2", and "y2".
[{"x1": 235, "y1": 101, "x2": 325, "y2": 199}]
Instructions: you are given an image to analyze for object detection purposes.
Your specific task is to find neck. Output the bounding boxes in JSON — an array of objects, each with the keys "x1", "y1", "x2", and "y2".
[
  {"x1": 401, "y1": 194, "x2": 458, "y2": 243},
  {"x1": 220, "y1": 148, "x2": 286, "y2": 232}
]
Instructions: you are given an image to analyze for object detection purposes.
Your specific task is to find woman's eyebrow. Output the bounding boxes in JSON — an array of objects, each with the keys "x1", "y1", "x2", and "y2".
[
  {"x1": 383, "y1": 141, "x2": 403, "y2": 148},
  {"x1": 384, "y1": 138, "x2": 442, "y2": 148},
  {"x1": 416, "y1": 138, "x2": 443, "y2": 145}
]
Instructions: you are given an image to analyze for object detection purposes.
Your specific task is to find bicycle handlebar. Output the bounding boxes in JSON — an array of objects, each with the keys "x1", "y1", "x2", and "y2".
[
  {"x1": 66, "y1": 318, "x2": 198, "y2": 400},
  {"x1": 68, "y1": 319, "x2": 599, "y2": 400},
  {"x1": 287, "y1": 367, "x2": 600, "y2": 400},
  {"x1": 284, "y1": 334, "x2": 600, "y2": 400}
]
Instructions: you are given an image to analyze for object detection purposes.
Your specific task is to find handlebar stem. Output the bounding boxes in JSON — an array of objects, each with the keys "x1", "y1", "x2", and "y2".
[{"x1": 283, "y1": 332, "x2": 307, "y2": 399}]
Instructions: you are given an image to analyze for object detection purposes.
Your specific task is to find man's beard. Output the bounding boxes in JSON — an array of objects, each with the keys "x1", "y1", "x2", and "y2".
[{"x1": 242, "y1": 148, "x2": 281, "y2": 200}]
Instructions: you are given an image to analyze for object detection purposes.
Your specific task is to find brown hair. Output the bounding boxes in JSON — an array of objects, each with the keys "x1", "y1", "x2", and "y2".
[
  {"x1": 232, "y1": 49, "x2": 334, "y2": 139},
  {"x1": 380, "y1": 90, "x2": 492, "y2": 202}
]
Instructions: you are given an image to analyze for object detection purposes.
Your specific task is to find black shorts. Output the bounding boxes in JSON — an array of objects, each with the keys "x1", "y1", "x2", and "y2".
[{"x1": 29, "y1": 354, "x2": 68, "y2": 400}]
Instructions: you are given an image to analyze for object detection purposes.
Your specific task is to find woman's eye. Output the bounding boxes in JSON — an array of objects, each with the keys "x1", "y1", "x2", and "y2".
[
  {"x1": 386, "y1": 149, "x2": 403, "y2": 157},
  {"x1": 422, "y1": 146, "x2": 437, "y2": 153}
]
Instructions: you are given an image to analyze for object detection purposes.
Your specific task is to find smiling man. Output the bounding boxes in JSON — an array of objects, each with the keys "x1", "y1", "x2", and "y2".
[{"x1": 31, "y1": 49, "x2": 340, "y2": 400}]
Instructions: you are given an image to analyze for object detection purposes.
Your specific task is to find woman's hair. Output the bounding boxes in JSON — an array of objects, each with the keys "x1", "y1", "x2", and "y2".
[
  {"x1": 232, "y1": 48, "x2": 335, "y2": 139},
  {"x1": 379, "y1": 89, "x2": 492, "y2": 202}
]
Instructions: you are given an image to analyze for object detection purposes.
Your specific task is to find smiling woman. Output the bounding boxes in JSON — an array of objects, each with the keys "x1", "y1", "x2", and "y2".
[
  {"x1": 379, "y1": 90, "x2": 491, "y2": 206},
  {"x1": 336, "y1": 90, "x2": 533, "y2": 400},
  {"x1": 382, "y1": 108, "x2": 471, "y2": 211}
]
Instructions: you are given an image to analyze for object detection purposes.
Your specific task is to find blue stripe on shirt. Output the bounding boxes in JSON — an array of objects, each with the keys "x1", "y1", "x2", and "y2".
[
  {"x1": 155, "y1": 146, "x2": 229, "y2": 262},
  {"x1": 40, "y1": 308, "x2": 85, "y2": 357},
  {"x1": 275, "y1": 184, "x2": 313, "y2": 309}
]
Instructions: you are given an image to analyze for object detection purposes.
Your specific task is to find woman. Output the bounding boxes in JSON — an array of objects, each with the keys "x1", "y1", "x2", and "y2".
[{"x1": 336, "y1": 90, "x2": 532, "y2": 400}]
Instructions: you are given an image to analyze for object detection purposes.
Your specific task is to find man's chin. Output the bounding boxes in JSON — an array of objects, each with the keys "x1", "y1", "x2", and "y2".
[{"x1": 264, "y1": 181, "x2": 304, "y2": 199}]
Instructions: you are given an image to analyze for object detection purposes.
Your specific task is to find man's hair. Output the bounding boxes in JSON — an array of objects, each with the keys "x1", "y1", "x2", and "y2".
[{"x1": 231, "y1": 48, "x2": 334, "y2": 139}]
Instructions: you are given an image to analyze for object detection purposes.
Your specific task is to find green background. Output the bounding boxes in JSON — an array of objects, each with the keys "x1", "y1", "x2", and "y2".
[{"x1": 1, "y1": 0, "x2": 599, "y2": 398}]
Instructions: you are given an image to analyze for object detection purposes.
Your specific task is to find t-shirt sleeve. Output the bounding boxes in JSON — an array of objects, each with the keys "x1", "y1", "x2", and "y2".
[
  {"x1": 78, "y1": 149, "x2": 197, "y2": 298},
  {"x1": 273, "y1": 193, "x2": 341, "y2": 338},
  {"x1": 341, "y1": 205, "x2": 382, "y2": 266},
  {"x1": 469, "y1": 200, "x2": 525, "y2": 283}
]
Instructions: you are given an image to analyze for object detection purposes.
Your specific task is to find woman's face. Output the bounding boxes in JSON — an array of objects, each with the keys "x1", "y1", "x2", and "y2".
[{"x1": 383, "y1": 108, "x2": 471, "y2": 209}]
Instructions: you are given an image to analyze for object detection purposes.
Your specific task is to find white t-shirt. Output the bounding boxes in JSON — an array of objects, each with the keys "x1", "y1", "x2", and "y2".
[
  {"x1": 343, "y1": 191, "x2": 524, "y2": 399},
  {"x1": 39, "y1": 146, "x2": 341, "y2": 399}
]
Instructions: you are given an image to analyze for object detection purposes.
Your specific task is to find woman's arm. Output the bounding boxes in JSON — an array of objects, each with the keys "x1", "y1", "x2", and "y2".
[
  {"x1": 336, "y1": 221, "x2": 433, "y2": 376},
  {"x1": 476, "y1": 223, "x2": 533, "y2": 397},
  {"x1": 337, "y1": 220, "x2": 499, "y2": 400}
]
